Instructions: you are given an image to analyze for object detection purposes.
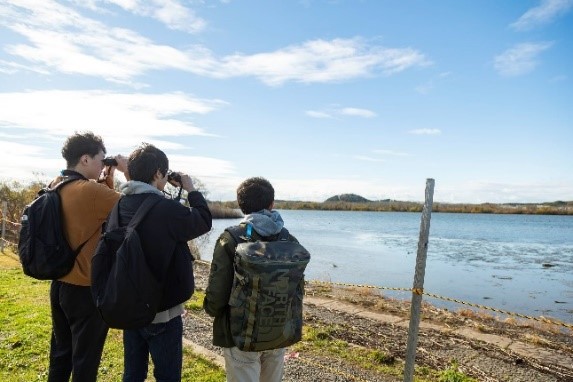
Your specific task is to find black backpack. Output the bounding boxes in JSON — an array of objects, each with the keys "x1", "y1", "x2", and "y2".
[
  {"x1": 225, "y1": 224, "x2": 310, "y2": 351},
  {"x1": 18, "y1": 176, "x2": 88, "y2": 280},
  {"x1": 91, "y1": 194, "x2": 163, "y2": 329}
]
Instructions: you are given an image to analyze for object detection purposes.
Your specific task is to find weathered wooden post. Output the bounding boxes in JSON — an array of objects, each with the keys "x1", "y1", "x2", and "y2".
[
  {"x1": 403, "y1": 178, "x2": 434, "y2": 382},
  {"x1": 1, "y1": 201, "x2": 7, "y2": 251}
]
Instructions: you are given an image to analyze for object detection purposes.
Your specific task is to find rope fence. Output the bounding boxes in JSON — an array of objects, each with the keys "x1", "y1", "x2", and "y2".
[{"x1": 307, "y1": 280, "x2": 573, "y2": 330}]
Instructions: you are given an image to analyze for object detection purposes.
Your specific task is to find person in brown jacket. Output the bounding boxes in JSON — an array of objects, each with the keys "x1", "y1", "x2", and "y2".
[{"x1": 48, "y1": 132, "x2": 128, "y2": 382}]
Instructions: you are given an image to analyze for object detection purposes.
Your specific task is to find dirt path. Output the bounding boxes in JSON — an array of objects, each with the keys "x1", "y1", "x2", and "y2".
[{"x1": 185, "y1": 261, "x2": 573, "y2": 382}]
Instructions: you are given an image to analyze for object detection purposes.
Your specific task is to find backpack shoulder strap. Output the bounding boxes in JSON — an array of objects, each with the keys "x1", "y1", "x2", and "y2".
[
  {"x1": 53, "y1": 175, "x2": 84, "y2": 191},
  {"x1": 51, "y1": 175, "x2": 89, "y2": 254},
  {"x1": 277, "y1": 227, "x2": 290, "y2": 241},
  {"x1": 36, "y1": 175, "x2": 83, "y2": 197},
  {"x1": 127, "y1": 194, "x2": 163, "y2": 230},
  {"x1": 225, "y1": 224, "x2": 247, "y2": 245},
  {"x1": 104, "y1": 194, "x2": 162, "y2": 236},
  {"x1": 104, "y1": 199, "x2": 121, "y2": 233}
]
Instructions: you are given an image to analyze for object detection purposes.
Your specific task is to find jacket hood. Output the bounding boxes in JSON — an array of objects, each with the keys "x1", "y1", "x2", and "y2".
[
  {"x1": 241, "y1": 209, "x2": 284, "y2": 237},
  {"x1": 120, "y1": 180, "x2": 163, "y2": 196}
]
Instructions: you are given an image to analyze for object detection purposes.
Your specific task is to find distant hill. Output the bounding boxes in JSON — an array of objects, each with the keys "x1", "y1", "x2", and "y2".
[{"x1": 325, "y1": 193, "x2": 371, "y2": 203}]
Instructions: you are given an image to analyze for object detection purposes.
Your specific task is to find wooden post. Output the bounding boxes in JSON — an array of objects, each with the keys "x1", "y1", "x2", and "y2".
[
  {"x1": 403, "y1": 178, "x2": 434, "y2": 382},
  {"x1": 0, "y1": 201, "x2": 7, "y2": 251}
]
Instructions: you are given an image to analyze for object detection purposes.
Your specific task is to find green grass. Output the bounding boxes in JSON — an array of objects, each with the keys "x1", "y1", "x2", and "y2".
[
  {"x1": 0, "y1": 249, "x2": 225, "y2": 382},
  {"x1": 295, "y1": 324, "x2": 475, "y2": 382},
  {"x1": 438, "y1": 362, "x2": 477, "y2": 382},
  {"x1": 1, "y1": 248, "x2": 477, "y2": 382}
]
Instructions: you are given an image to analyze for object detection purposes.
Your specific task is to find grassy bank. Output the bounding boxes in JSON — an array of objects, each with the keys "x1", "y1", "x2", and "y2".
[{"x1": 0, "y1": 249, "x2": 225, "y2": 382}]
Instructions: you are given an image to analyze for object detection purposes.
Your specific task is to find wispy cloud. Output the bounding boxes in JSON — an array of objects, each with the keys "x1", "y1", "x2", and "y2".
[
  {"x1": 408, "y1": 128, "x2": 441, "y2": 135},
  {"x1": 0, "y1": 90, "x2": 225, "y2": 145},
  {"x1": 494, "y1": 42, "x2": 553, "y2": 76},
  {"x1": 354, "y1": 148, "x2": 410, "y2": 162},
  {"x1": 68, "y1": 0, "x2": 207, "y2": 33},
  {"x1": 354, "y1": 149, "x2": 408, "y2": 163},
  {"x1": 219, "y1": 38, "x2": 431, "y2": 86},
  {"x1": 373, "y1": 149, "x2": 409, "y2": 156},
  {"x1": 510, "y1": 0, "x2": 573, "y2": 31},
  {"x1": 415, "y1": 71, "x2": 451, "y2": 95},
  {"x1": 305, "y1": 110, "x2": 333, "y2": 118},
  {"x1": 0, "y1": 90, "x2": 233, "y2": 181},
  {"x1": 0, "y1": 2, "x2": 430, "y2": 86},
  {"x1": 1, "y1": 1, "x2": 199, "y2": 84},
  {"x1": 339, "y1": 107, "x2": 376, "y2": 118},
  {"x1": 354, "y1": 155, "x2": 385, "y2": 162},
  {"x1": 306, "y1": 106, "x2": 377, "y2": 119}
]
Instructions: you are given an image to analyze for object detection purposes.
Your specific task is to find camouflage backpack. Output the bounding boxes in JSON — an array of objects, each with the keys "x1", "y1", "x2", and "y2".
[{"x1": 225, "y1": 224, "x2": 311, "y2": 352}]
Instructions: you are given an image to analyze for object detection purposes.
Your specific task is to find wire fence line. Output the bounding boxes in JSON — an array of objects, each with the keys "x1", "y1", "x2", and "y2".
[
  {"x1": 1, "y1": 213, "x2": 571, "y2": 330},
  {"x1": 307, "y1": 280, "x2": 573, "y2": 330}
]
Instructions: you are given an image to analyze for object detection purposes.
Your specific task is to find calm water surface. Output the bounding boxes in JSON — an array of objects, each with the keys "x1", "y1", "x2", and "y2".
[{"x1": 198, "y1": 210, "x2": 573, "y2": 323}]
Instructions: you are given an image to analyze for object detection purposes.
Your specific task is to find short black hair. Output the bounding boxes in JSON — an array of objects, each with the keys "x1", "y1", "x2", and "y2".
[
  {"x1": 236, "y1": 177, "x2": 274, "y2": 214},
  {"x1": 61, "y1": 131, "x2": 106, "y2": 168},
  {"x1": 128, "y1": 143, "x2": 169, "y2": 184}
]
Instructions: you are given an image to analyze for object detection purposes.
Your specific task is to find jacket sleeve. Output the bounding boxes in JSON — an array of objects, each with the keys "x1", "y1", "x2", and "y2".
[
  {"x1": 203, "y1": 231, "x2": 235, "y2": 317},
  {"x1": 168, "y1": 191, "x2": 212, "y2": 242}
]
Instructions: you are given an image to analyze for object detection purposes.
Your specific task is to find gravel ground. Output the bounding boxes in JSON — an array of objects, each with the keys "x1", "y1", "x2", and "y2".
[{"x1": 184, "y1": 261, "x2": 573, "y2": 382}]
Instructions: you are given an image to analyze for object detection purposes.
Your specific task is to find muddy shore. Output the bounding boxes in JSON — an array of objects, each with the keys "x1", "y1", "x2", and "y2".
[{"x1": 184, "y1": 260, "x2": 573, "y2": 382}]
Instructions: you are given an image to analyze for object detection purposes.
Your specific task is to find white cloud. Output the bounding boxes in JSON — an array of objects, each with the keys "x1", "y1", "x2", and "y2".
[
  {"x1": 510, "y1": 0, "x2": 573, "y2": 31},
  {"x1": 111, "y1": 0, "x2": 207, "y2": 33},
  {"x1": 220, "y1": 38, "x2": 431, "y2": 86},
  {"x1": 408, "y1": 128, "x2": 441, "y2": 135},
  {"x1": 306, "y1": 106, "x2": 377, "y2": 119},
  {"x1": 339, "y1": 107, "x2": 376, "y2": 118},
  {"x1": 494, "y1": 42, "x2": 553, "y2": 76},
  {"x1": 0, "y1": 3, "x2": 430, "y2": 85},
  {"x1": 0, "y1": 2, "x2": 199, "y2": 83},
  {"x1": 67, "y1": 0, "x2": 207, "y2": 33},
  {"x1": 0, "y1": 89, "x2": 232, "y2": 182},
  {"x1": 0, "y1": 90, "x2": 225, "y2": 148},
  {"x1": 305, "y1": 110, "x2": 333, "y2": 118},
  {"x1": 167, "y1": 155, "x2": 236, "y2": 178},
  {"x1": 0, "y1": 139, "x2": 69, "y2": 181}
]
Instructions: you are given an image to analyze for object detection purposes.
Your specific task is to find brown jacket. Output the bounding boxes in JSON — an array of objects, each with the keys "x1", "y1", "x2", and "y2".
[{"x1": 58, "y1": 178, "x2": 120, "y2": 286}]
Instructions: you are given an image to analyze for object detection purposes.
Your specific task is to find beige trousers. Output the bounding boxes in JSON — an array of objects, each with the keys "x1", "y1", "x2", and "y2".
[{"x1": 223, "y1": 346, "x2": 286, "y2": 382}]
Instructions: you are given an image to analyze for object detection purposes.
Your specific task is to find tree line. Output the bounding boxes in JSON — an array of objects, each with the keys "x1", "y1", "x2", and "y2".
[
  {"x1": 2, "y1": 180, "x2": 571, "y2": 224},
  {"x1": 219, "y1": 199, "x2": 573, "y2": 215}
]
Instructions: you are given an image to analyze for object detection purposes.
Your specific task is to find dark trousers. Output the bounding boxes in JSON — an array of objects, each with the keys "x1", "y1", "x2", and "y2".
[
  {"x1": 48, "y1": 281, "x2": 109, "y2": 382},
  {"x1": 122, "y1": 315, "x2": 183, "y2": 382}
]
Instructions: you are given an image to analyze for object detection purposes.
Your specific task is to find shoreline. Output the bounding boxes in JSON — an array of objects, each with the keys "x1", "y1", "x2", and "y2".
[{"x1": 191, "y1": 260, "x2": 573, "y2": 381}]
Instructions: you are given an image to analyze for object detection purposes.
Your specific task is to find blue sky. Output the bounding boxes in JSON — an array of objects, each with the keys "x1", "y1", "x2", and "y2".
[{"x1": 0, "y1": 0, "x2": 571, "y2": 203}]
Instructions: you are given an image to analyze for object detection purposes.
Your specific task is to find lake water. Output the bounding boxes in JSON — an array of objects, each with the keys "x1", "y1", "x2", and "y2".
[{"x1": 196, "y1": 210, "x2": 573, "y2": 323}]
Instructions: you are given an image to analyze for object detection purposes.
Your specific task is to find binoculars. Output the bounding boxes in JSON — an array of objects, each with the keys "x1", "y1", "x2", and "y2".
[
  {"x1": 167, "y1": 171, "x2": 182, "y2": 184},
  {"x1": 102, "y1": 157, "x2": 118, "y2": 166}
]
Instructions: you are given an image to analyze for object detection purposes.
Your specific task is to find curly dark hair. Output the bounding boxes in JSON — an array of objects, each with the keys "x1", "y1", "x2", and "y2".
[
  {"x1": 128, "y1": 143, "x2": 169, "y2": 184},
  {"x1": 61, "y1": 131, "x2": 106, "y2": 168},
  {"x1": 236, "y1": 177, "x2": 275, "y2": 214}
]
